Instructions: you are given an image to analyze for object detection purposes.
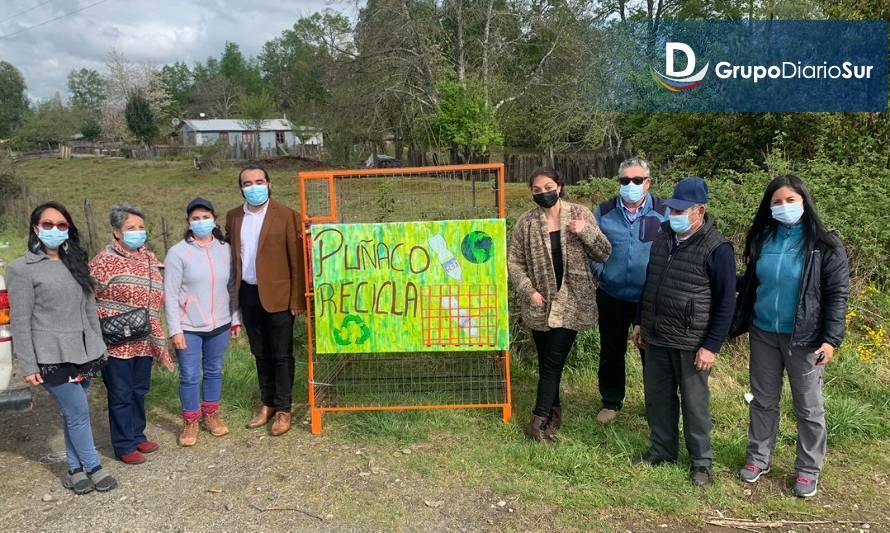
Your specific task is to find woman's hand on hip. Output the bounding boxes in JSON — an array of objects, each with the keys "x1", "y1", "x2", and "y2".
[
  {"x1": 815, "y1": 343, "x2": 834, "y2": 366},
  {"x1": 24, "y1": 373, "x2": 43, "y2": 386},
  {"x1": 171, "y1": 333, "x2": 187, "y2": 350}
]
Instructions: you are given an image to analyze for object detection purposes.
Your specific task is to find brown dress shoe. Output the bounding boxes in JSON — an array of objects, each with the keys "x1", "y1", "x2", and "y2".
[
  {"x1": 203, "y1": 412, "x2": 230, "y2": 437},
  {"x1": 270, "y1": 411, "x2": 292, "y2": 436},
  {"x1": 178, "y1": 420, "x2": 199, "y2": 447},
  {"x1": 524, "y1": 415, "x2": 553, "y2": 445},
  {"x1": 246, "y1": 405, "x2": 274, "y2": 429}
]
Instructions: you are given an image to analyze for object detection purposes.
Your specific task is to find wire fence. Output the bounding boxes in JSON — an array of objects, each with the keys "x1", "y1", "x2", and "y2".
[{"x1": 298, "y1": 164, "x2": 511, "y2": 432}]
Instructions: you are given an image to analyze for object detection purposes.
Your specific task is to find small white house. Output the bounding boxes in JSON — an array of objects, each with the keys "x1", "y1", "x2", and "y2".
[{"x1": 175, "y1": 119, "x2": 323, "y2": 150}]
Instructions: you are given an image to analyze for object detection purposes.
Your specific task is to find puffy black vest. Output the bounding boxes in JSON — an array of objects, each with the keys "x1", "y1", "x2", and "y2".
[{"x1": 640, "y1": 215, "x2": 729, "y2": 351}]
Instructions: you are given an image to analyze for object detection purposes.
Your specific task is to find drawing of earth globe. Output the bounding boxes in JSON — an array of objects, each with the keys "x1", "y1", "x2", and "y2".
[{"x1": 461, "y1": 230, "x2": 493, "y2": 264}]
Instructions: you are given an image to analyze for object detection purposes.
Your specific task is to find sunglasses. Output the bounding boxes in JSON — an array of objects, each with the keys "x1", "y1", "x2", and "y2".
[
  {"x1": 618, "y1": 177, "x2": 648, "y2": 186},
  {"x1": 38, "y1": 221, "x2": 69, "y2": 231}
]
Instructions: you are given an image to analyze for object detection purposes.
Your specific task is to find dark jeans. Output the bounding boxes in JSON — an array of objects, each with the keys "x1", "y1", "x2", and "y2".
[
  {"x1": 531, "y1": 328, "x2": 578, "y2": 417},
  {"x1": 596, "y1": 288, "x2": 645, "y2": 411},
  {"x1": 643, "y1": 344, "x2": 712, "y2": 468},
  {"x1": 102, "y1": 356, "x2": 153, "y2": 457},
  {"x1": 240, "y1": 282, "x2": 295, "y2": 412}
]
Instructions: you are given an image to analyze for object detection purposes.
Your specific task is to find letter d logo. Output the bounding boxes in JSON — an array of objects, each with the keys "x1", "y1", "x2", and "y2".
[
  {"x1": 666, "y1": 42, "x2": 696, "y2": 77},
  {"x1": 651, "y1": 42, "x2": 709, "y2": 92}
]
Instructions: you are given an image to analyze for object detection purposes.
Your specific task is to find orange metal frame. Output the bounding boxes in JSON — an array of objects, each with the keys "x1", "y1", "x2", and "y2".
[{"x1": 297, "y1": 164, "x2": 512, "y2": 434}]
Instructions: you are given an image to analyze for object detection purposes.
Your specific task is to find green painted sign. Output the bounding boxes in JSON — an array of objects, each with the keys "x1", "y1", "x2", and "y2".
[{"x1": 311, "y1": 219, "x2": 510, "y2": 354}]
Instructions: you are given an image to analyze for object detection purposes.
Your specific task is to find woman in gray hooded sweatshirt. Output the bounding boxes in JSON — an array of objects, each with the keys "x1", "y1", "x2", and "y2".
[{"x1": 6, "y1": 202, "x2": 117, "y2": 494}]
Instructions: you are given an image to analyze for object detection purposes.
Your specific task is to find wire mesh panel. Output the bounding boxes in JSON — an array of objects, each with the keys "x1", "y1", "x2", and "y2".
[{"x1": 298, "y1": 165, "x2": 511, "y2": 433}]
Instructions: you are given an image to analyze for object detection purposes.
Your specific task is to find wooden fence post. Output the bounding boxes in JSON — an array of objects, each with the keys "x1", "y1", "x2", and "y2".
[
  {"x1": 161, "y1": 216, "x2": 170, "y2": 254},
  {"x1": 83, "y1": 199, "x2": 99, "y2": 258}
]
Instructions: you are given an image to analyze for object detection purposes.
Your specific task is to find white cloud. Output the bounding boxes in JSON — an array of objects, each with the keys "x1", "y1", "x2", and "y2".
[{"x1": 0, "y1": 0, "x2": 345, "y2": 101}]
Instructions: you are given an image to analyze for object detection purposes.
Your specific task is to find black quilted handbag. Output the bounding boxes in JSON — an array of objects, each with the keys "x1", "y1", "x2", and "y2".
[{"x1": 100, "y1": 256, "x2": 153, "y2": 346}]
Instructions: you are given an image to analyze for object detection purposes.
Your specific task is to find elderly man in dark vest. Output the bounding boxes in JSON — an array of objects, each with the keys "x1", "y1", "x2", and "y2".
[{"x1": 632, "y1": 177, "x2": 736, "y2": 486}]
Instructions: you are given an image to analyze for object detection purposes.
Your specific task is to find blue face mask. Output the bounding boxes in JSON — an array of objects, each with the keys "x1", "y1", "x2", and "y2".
[
  {"x1": 243, "y1": 184, "x2": 269, "y2": 206},
  {"x1": 619, "y1": 182, "x2": 645, "y2": 203},
  {"x1": 38, "y1": 227, "x2": 69, "y2": 250},
  {"x1": 122, "y1": 230, "x2": 147, "y2": 249},
  {"x1": 669, "y1": 214, "x2": 692, "y2": 234},
  {"x1": 190, "y1": 219, "x2": 216, "y2": 238},
  {"x1": 771, "y1": 202, "x2": 804, "y2": 225}
]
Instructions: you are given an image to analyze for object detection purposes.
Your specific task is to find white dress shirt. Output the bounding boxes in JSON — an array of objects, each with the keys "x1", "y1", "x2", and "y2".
[{"x1": 240, "y1": 202, "x2": 268, "y2": 285}]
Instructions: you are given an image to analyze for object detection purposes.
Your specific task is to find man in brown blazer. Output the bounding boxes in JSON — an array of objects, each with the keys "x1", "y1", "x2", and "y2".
[{"x1": 225, "y1": 165, "x2": 306, "y2": 436}]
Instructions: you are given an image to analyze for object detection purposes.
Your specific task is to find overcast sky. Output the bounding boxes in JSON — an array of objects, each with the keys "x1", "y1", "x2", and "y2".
[{"x1": 0, "y1": 0, "x2": 354, "y2": 101}]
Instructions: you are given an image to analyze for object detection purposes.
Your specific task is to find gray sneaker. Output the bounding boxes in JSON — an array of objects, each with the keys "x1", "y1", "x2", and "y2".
[
  {"x1": 739, "y1": 463, "x2": 770, "y2": 483},
  {"x1": 794, "y1": 475, "x2": 818, "y2": 498}
]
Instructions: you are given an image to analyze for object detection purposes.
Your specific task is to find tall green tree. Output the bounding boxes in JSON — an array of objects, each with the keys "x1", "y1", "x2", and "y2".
[
  {"x1": 237, "y1": 91, "x2": 275, "y2": 157},
  {"x1": 15, "y1": 95, "x2": 84, "y2": 147},
  {"x1": 67, "y1": 68, "x2": 106, "y2": 112},
  {"x1": 125, "y1": 90, "x2": 159, "y2": 146},
  {"x1": 0, "y1": 62, "x2": 29, "y2": 137},
  {"x1": 430, "y1": 79, "x2": 502, "y2": 163}
]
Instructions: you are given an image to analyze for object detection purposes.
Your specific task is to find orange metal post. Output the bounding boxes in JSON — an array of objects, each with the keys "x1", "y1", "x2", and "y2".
[{"x1": 297, "y1": 164, "x2": 513, "y2": 434}]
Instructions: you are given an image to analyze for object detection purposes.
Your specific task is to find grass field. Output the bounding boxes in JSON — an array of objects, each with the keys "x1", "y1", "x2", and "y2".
[{"x1": 3, "y1": 157, "x2": 889, "y2": 530}]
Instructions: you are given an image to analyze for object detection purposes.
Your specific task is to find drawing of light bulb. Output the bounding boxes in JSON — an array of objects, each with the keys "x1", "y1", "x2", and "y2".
[
  {"x1": 428, "y1": 234, "x2": 463, "y2": 282},
  {"x1": 441, "y1": 296, "x2": 480, "y2": 337}
]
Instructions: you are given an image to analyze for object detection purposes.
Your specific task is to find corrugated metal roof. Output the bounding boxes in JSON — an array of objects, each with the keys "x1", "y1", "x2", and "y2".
[{"x1": 180, "y1": 119, "x2": 295, "y2": 132}]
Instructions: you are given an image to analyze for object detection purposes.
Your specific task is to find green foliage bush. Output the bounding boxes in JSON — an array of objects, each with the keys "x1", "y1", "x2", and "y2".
[{"x1": 568, "y1": 156, "x2": 890, "y2": 287}]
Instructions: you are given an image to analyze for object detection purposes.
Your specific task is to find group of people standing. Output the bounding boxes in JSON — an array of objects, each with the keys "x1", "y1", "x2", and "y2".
[
  {"x1": 509, "y1": 159, "x2": 849, "y2": 498},
  {"x1": 8, "y1": 158, "x2": 849, "y2": 500},
  {"x1": 7, "y1": 166, "x2": 304, "y2": 495}
]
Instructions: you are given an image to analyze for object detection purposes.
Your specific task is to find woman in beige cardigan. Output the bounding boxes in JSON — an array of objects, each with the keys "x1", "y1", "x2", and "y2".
[{"x1": 508, "y1": 166, "x2": 612, "y2": 444}]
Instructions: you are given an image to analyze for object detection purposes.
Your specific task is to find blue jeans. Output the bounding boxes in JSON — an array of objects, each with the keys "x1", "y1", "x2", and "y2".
[
  {"x1": 43, "y1": 380, "x2": 101, "y2": 472},
  {"x1": 177, "y1": 329, "x2": 230, "y2": 414},
  {"x1": 102, "y1": 356, "x2": 153, "y2": 457}
]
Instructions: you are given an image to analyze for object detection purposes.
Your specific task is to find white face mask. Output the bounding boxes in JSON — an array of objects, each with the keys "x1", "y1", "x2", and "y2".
[{"x1": 771, "y1": 202, "x2": 804, "y2": 225}]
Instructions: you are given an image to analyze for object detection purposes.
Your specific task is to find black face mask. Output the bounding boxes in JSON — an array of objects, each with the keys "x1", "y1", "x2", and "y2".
[{"x1": 533, "y1": 190, "x2": 559, "y2": 208}]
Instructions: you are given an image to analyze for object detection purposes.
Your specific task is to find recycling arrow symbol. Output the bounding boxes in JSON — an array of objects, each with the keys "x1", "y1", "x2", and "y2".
[{"x1": 332, "y1": 314, "x2": 372, "y2": 346}]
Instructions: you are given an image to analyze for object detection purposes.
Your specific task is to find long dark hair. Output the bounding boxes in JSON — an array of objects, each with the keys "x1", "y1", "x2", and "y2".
[
  {"x1": 743, "y1": 175, "x2": 844, "y2": 265},
  {"x1": 28, "y1": 202, "x2": 96, "y2": 292}
]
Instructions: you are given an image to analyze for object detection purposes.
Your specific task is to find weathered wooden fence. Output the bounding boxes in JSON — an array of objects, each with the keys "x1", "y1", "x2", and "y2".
[{"x1": 504, "y1": 146, "x2": 635, "y2": 185}]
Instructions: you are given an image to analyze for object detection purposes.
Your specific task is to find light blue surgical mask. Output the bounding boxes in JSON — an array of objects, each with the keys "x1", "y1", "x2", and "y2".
[
  {"x1": 669, "y1": 214, "x2": 691, "y2": 234},
  {"x1": 771, "y1": 202, "x2": 804, "y2": 226},
  {"x1": 122, "y1": 230, "x2": 147, "y2": 250},
  {"x1": 38, "y1": 227, "x2": 69, "y2": 249},
  {"x1": 190, "y1": 219, "x2": 216, "y2": 238},
  {"x1": 619, "y1": 182, "x2": 645, "y2": 203},
  {"x1": 243, "y1": 184, "x2": 269, "y2": 206}
]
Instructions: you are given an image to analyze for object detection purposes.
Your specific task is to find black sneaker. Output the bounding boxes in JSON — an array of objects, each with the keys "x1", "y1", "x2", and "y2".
[
  {"x1": 639, "y1": 451, "x2": 675, "y2": 466},
  {"x1": 62, "y1": 467, "x2": 95, "y2": 495},
  {"x1": 86, "y1": 465, "x2": 118, "y2": 492},
  {"x1": 691, "y1": 466, "x2": 712, "y2": 486}
]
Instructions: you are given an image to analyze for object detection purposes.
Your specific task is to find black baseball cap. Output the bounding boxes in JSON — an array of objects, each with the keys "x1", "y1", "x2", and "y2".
[
  {"x1": 186, "y1": 197, "x2": 215, "y2": 215},
  {"x1": 665, "y1": 177, "x2": 708, "y2": 211}
]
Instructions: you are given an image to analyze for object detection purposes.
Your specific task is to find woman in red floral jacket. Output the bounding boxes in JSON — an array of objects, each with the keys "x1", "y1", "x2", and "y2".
[{"x1": 90, "y1": 203, "x2": 172, "y2": 465}]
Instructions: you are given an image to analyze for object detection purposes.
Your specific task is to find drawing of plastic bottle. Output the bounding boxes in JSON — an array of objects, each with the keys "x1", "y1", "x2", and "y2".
[
  {"x1": 441, "y1": 296, "x2": 480, "y2": 337},
  {"x1": 428, "y1": 234, "x2": 463, "y2": 282}
]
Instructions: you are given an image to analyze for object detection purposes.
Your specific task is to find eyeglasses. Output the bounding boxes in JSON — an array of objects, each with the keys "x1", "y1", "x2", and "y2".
[
  {"x1": 38, "y1": 221, "x2": 69, "y2": 231},
  {"x1": 619, "y1": 177, "x2": 648, "y2": 186}
]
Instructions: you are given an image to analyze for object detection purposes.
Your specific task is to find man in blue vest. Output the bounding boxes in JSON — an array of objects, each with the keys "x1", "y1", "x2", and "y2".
[{"x1": 590, "y1": 158, "x2": 668, "y2": 425}]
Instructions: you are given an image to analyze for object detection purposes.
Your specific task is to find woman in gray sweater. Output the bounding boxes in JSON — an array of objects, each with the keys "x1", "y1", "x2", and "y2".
[{"x1": 6, "y1": 202, "x2": 117, "y2": 494}]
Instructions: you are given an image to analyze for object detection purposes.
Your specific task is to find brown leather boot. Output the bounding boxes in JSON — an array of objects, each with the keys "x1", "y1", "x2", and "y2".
[
  {"x1": 178, "y1": 420, "x2": 199, "y2": 447},
  {"x1": 524, "y1": 415, "x2": 552, "y2": 445},
  {"x1": 246, "y1": 405, "x2": 274, "y2": 429},
  {"x1": 203, "y1": 412, "x2": 230, "y2": 437},
  {"x1": 544, "y1": 406, "x2": 562, "y2": 438},
  {"x1": 270, "y1": 411, "x2": 292, "y2": 436}
]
